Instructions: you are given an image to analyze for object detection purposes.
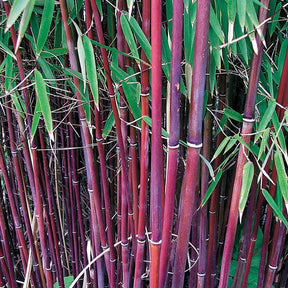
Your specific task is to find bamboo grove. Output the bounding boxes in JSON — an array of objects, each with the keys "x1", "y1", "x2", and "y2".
[{"x1": 0, "y1": 0, "x2": 287, "y2": 287}]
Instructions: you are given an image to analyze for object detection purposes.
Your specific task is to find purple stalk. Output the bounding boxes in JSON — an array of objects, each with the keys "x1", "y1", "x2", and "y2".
[
  {"x1": 158, "y1": 1, "x2": 183, "y2": 286},
  {"x1": 219, "y1": 1, "x2": 270, "y2": 286},
  {"x1": 133, "y1": 1, "x2": 151, "y2": 286},
  {"x1": 150, "y1": 0, "x2": 163, "y2": 286},
  {"x1": 171, "y1": 1, "x2": 211, "y2": 286}
]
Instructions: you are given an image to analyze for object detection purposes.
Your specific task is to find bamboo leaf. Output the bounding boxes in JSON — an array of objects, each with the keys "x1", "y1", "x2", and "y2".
[
  {"x1": 40, "y1": 48, "x2": 68, "y2": 59},
  {"x1": 262, "y1": 189, "x2": 288, "y2": 229},
  {"x1": 237, "y1": 0, "x2": 246, "y2": 29},
  {"x1": 11, "y1": 92, "x2": 25, "y2": 118},
  {"x1": 83, "y1": 35, "x2": 99, "y2": 109},
  {"x1": 254, "y1": 99, "x2": 276, "y2": 143},
  {"x1": 212, "y1": 136, "x2": 231, "y2": 161},
  {"x1": 224, "y1": 138, "x2": 238, "y2": 154},
  {"x1": 126, "y1": 16, "x2": 151, "y2": 62},
  {"x1": 4, "y1": 55, "x2": 13, "y2": 91},
  {"x1": 16, "y1": 0, "x2": 36, "y2": 52},
  {"x1": 121, "y1": 14, "x2": 140, "y2": 62},
  {"x1": 127, "y1": 0, "x2": 134, "y2": 19},
  {"x1": 258, "y1": 128, "x2": 270, "y2": 160},
  {"x1": 0, "y1": 41, "x2": 17, "y2": 60},
  {"x1": 201, "y1": 170, "x2": 223, "y2": 207},
  {"x1": 6, "y1": 0, "x2": 30, "y2": 31},
  {"x1": 34, "y1": 69, "x2": 54, "y2": 141},
  {"x1": 239, "y1": 161, "x2": 254, "y2": 222},
  {"x1": 210, "y1": 6, "x2": 224, "y2": 43},
  {"x1": 36, "y1": 0, "x2": 55, "y2": 56},
  {"x1": 102, "y1": 110, "x2": 115, "y2": 139},
  {"x1": 274, "y1": 149, "x2": 288, "y2": 208},
  {"x1": 77, "y1": 35, "x2": 87, "y2": 92},
  {"x1": 224, "y1": 108, "x2": 243, "y2": 122},
  {"x1": 31, "y1": 97, "x2": 42, "y2": 140},
  {"x1": 200, "y1": 154, "x2": 215, "y2": 180}
]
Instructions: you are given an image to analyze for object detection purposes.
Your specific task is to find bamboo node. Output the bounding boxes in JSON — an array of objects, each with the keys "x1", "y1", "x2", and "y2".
[
  {"x1": 96, "y1": 138, "x2": 103, "y2": 142},
  {"x1": 268, "y1": 264, "x2": 278, "y2": 270},
  {"x1": 140, "y1": 92, "x2": 149, "y2": 97},
  {"x1": 209, "y1": 210, "x2": 216, "y2": 214},
  {"x1": 0, "y1": 256, "x2": 4, "y2": 259},
  {"x1": 243, "y1": 117, "x2": 255, "y2": 123},
  {"x1": 197, "y1": 273, "x2": 206, "y2": 277},
  {"x1": 101, "y1": 244, "x2": 108, "y2": 249},
  {"x1": 150, "y1": 239, "x2": 162, "y2": 245},
  {"x1": 240, "y1": 257, "x2": 247, "y2": 263},
  {"x1": 168, "y1": 144, "x2": 180, "y2": 149},
  {"x1": 72, "y1": 180, "x2": 79, "y2": 184},
  {"x1": 128, "y1": 212, "x2": 134, "y2": 216},
  {"x1": 119, "y1": 105, "x2": 127, "y2": 109},
  {"x1": 109, "y1": 93, "x2": 116, "y2": 98},
  {"x1": 110, "y1": 258, "x2": 116, "y2": 263},
  {"x1": 121, "y1": 241, "x2": 129, "y2": 247},
  {"x1": 88, "y1": 189, "x2": 93, "y2": 194},
  {"x1": 79, "y1": 117, "x2": 86, "y2": 121},
  {"x1": 187, "y1": 142, "x2": 203, "y2": 149},
  {"x1": 137, "y1": 239, "x2": 146, "y2": 244},
  {"x1": 18, "y1": 245, "x2": 23, "y2": 249},
  {"x1": 11, "y1": 150, "x2": 18, "y2": 155},
  {"x1": 130, "y1": 142, "x2": 137, "y2": 147},
  {"x1": 15, "y1": 224, "x2": 22, "y2": 229},
  {"x1": 33, "y1": 264, "x2": 39, "y2": 267}
]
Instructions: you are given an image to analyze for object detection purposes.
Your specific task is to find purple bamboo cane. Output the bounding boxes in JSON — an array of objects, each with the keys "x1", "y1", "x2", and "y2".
[
  {"x1": 159, "y1": 0, "x2": 183, "y2": 286},
  {"x1": 219, "y1": 1, "x2": 270, "y2": 286},
  {"x1": 171, "y1": 0, "x2": 210, "y2": 286}
]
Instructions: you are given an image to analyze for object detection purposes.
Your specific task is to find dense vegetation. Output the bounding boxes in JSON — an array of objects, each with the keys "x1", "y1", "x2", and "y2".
[{"x1": 0, "y1": 0, "x2": 287, "y2": 287}]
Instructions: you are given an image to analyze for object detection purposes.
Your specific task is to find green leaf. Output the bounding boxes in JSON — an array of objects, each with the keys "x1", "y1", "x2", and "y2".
[
  {"x1": 224, "y1": 138, "x2": 238, "y2": 154},
  {"x1": 121, "y1": 14, "x2": 140, "y2": 62},
  {"x1": 257, "y1": 128, "x2": 270, "y2": 160},
  {"x1": 40, "y1": 48, "x2": 68, "y2": 58},
  {"x1": 127, "y1": 0, "x2": 134, "y2": 19},
  {"x1": 31, "y1": 97, "x2": 42, "y2": 140},
  {"x1": 15, "y1": 0, "x2": 36, "y2": 52},
  {"x1": 102, "y1": 110, "x2": 115, "y2": 139},
  {"x1": 54, "y1": 276, "x2": 74, "y2": 288},
  {"x1": 6, "y1": 0, "x2": 30, "y2": 31},
  {"x1": 239, "y1": 161, "x2": 254, "y2": 222},
  {"x1": 4, "y1": 55, "x2": 13, "y2": 91},
  {"x1": 127, "y1": 16, "x2": 151, "y2": 62},
  {"x1": 210, "y1": 6, "x2": 224, "y2": 43},
  {"x1": 83, "y1": 36, "x2": 99, "y2": 109},
  {"x1": 224, "y1": 108, "x2": 243, "y2": 122},
  {"x1": 11, "y1": 93, "x2": 25, "y2": 118},
  {"x1": 212, "y1": 136, "x2": 231, "y2": 161},
  {"x1": 200, "y1": 154, "x2": 215, "y2": 180},
  {"x1": 201, "y1": 170, "x2": 223, "y2": 206},
  {"x1": 237, "y1": 0, "x2": 246, "y2": 28},
  {"x1": 262, "y1": 189, "x2": 288, "y2": 229},
  {"x1": 254, "y1": 99, "x2": 276, "y2": 143},
  {"x1": 34, "y1": 69, "x2": 54, "y2": 141},
  {"x1": 77, "y1": 35, "x2": 87, "y2": 92},
  {"x1": 274, "y1": 149, "x2": 288, "y2": 206},
  {"x1": 0, "y1": 41, "x2": 17, "y2": 60},
  {"x1": 36, "y1": 0, "x2": 55, "y2": 55}
]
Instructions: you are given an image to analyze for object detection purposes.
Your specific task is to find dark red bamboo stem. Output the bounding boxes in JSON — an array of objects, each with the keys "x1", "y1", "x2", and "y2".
[
  {"x1": 133, "y1": 0, "x2": 151, "y2": 286},
  {"x1": 150, "y1": 0, "x2": 163, "y2": 286},
  {"x1": 159, "y1": 0, "x2": 183, "y2": 286},
  {"x1": 219, "y1": 2, "x2": 270, "y2": 286},
  {"x1": 171, "y1": 0, "x2": 210, "y2": 286}
]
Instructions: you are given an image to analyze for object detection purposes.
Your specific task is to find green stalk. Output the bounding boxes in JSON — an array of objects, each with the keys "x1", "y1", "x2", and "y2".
[
  {"x1": 219, "y1": 1, "x2": 270, "y2": 286},
  {"x1": 171, "y1": 1, "x2": 210, "y2": 286}
]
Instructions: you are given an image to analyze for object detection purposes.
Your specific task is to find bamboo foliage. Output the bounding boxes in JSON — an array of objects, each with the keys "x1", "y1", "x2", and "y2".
[{"x1": 0, "y1": 0, "x2": 287, "y2": 287}]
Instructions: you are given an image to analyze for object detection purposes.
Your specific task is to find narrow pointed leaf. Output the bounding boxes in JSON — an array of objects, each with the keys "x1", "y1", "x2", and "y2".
[
  {"x1": 34, "y1": 69, "x2": 54, "y2": 141},
  {"x1": 262, "y1": 189, "x2": 288, "y2": 229},
  {"x1": 6, "y1": 0, "x2": 30, "y2": 31},
  {"x1": 36, "y1": 0, "x2": 55, "y2": 55},
  {"x1": 200, "y1": 154, "x2": 215, "y2": 180},
  {"x1": 201, "y1": 170, "x2": 223, "y2": 206},
  {"x1": 0, "y1": 41, "x2": 17, "y2": 60},
  {"x1": 210, "y1": 6, "x2": 224, "y2": 43},
  {"x1": 274, "y1": 149, "x2": 288, "y2": 205},
  {"x1": 212, "y1": 136, "x2": 231, "y2": 161},
  {"x1": 237, "y1": 0, "x2": 246, "y2": 28},
  {"x1": 127, "y1": 0, "x2": 134, "y2": 19},
  {"x1": 83, "y1": 35, "x2": 99, "y2": 109},
  {"x1": 258, "y1": 128, "x2": 270, "y2": 159},
  {"x1": 121, "y1": 14, "x2": 139, "y2": 62},
  {"x1": 77, "y1": 35, "x2": 87, "y2": 92},
  {"x1": 16, "y1": 0, "x2": 36, "y2": 52},
  {"x1": 31, "y1": 97, "x2": 42, "y2": 140},
  {"x1": 239, "y1": 161, "x2": 254, "y2": 222}
]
